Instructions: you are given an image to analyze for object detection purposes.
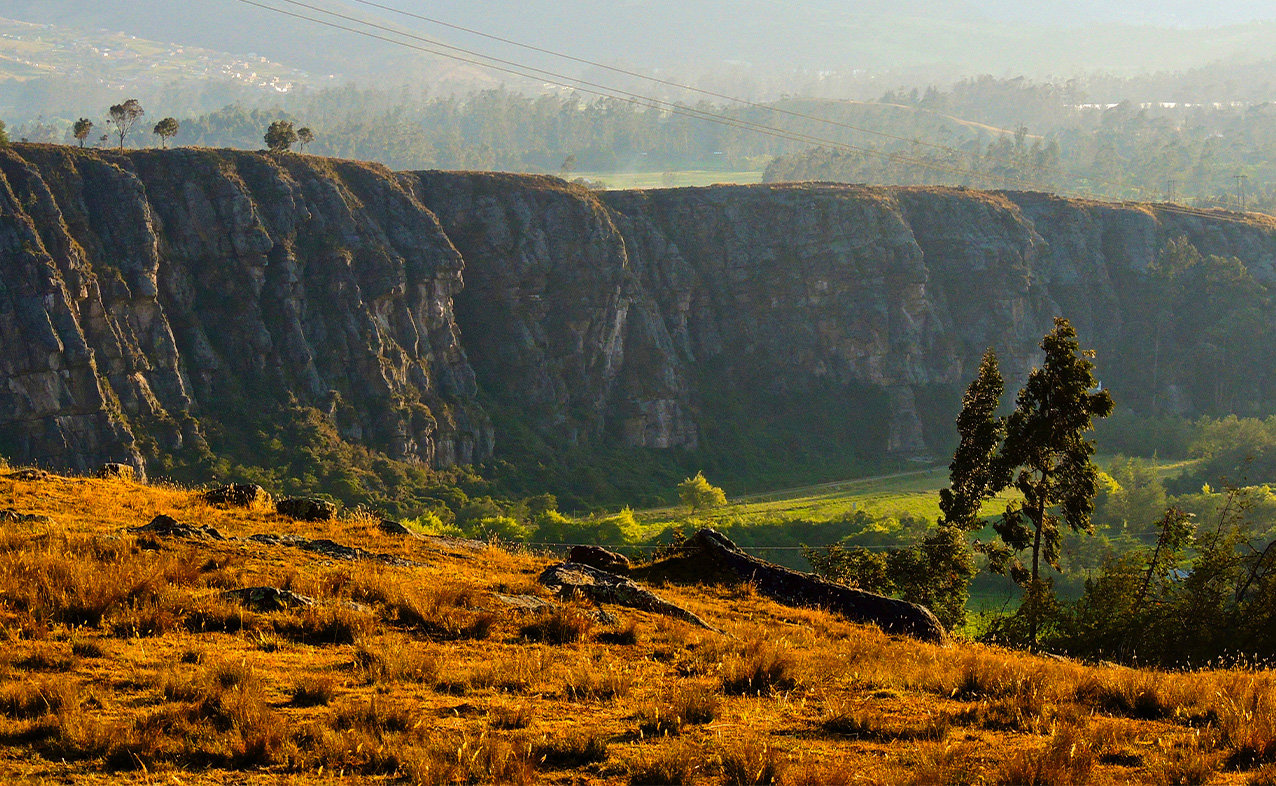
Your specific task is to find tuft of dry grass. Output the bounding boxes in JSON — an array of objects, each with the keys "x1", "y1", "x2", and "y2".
[
  {"x1": 636, "y1": 681, "x2": 719, "y2": 737},
  {"x1": 991, "y1": 722, "x2": 1095, "y2": 786},
  {"x1": 560, "y1": 659, "x2": 632, "y2": 701},
  {"x1": 627, "y1": 738, "x2": 707, "y2": 785},
  {"x1": 520, "y1": 607, "x2": 594, "y2": 644},
  {"x1": 351, "y1": 638, "x2": 441, "y2": 685},
  {"x1": 722, "y1": 639, "x2": 798, "y2": 695},
  {"x1": 821, "y1": 702, "x2": 950, "y2": 742},
  {"x1": 291, "y1": 674, "x2": 338, "y2": 707},
  {"x1": 532, "y1": 729, "x2": 609, "y2": 769},
  {"x1": 721, "y1": 734, "x2": 786, "y2": 785},
  {"x1": 489, "y1": 703, "x2": 533, "y2": 730}
]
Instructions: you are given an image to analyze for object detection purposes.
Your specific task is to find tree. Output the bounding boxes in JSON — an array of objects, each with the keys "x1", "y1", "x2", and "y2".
[
  {"x1": 678, "y1": 471, "x2": 727, "y2": 513},
  {"x1": 72, "y1": 118, "x2": 93, "y2": 148},
  {"x1": 296, "y1": 127, "x2": 315, "y2": 152},
  {"x1": 983, "y1": 317, "x2": 1115, "y2": 651},
  {"x1": 0, "y1": 120, "x2": 7, "y2": 146},
  {"x1": 106, "y1": 99, "x2": 145, "y2": 148},
  {"x1": 153, "y1": 117, "x2": 180, "y2": 148},
  {"x1": 264, "y1": 120, "x2": 298, "y2": 153}
]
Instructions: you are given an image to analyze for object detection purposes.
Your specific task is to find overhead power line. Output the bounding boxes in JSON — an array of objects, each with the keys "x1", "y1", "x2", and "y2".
[
  {"x1": 230, "y1": 0, "x2": 1260, "y2": 225},
  {"x1": 344, "y1": 0, "x2": 1020, "y2": 153}
]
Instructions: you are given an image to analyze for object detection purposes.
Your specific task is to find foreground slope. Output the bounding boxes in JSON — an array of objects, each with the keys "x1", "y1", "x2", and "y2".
[{"x1": 0, "y1": 463, "x2": 1273, "y2": 783}]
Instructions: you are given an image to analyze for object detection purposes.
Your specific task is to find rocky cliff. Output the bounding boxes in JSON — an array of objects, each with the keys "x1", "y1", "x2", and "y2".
[
  {"x1": 0, "y1": 145, "x2": 489, "y2": 478},
  {"x1": 4, "y1": 144, "x2": 1276, "y2": 487}
]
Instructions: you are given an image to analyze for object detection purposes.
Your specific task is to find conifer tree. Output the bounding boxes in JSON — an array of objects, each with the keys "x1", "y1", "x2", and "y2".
[{"x1": 985, "y1": 317, "x2": 1114, "y2": 650}]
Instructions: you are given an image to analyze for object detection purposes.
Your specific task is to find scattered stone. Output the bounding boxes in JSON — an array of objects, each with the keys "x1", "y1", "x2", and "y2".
[
  {"x1": 222, "y1": 586, "x2": 316, "y2": 611},
  {"x1": 636, "y1": 529, "x2": 946, "y2": 643},
  {"x1": 539, "y1": 562, "x2": 716, "y2": 631},
  {"x1": 0, "y1": 509, "x2": 51, "y2": 524},
  {"x1": 130, "y1": 514, "x2": 224, "y2": 541},
  {"x1": 247, "y1": 533, "x2": 420, "y2": 566},
  {"x1": 276, "y1": 497, "x2": 337, "y2": 522},
  {"x1": 495, "y1": 593, "x2": 556, "y2": 614},
  {"x1": 96, "y1": 463, "x2": 135, "y2": 481},
  {"x1": 203, "y1": 484, "x2": 272, "y2": 507},
  {"x1": 379, "y1": 518, "x2": 415, "y2": 536},
  {"x1": 7, "y1": 469, "x2": 50, "y2": 481},
  {"x1": 569, "y1": 545, "x2": 631, "y2": 573}
]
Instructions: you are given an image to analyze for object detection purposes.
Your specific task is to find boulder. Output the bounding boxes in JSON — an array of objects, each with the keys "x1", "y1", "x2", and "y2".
[
  {"x1": 276, "y1": 497, "x2": 337, "y2": 522},
  {"x1": 7, "y1": 469, "x2": 50, "y2": 481},
  {"x1": 379, "y1": 518, "x2": 415, "y2": 536},
  {"x1": 635, "y1": 529, "x2": 946, "y2": 643},
  {"x1": 0, "y1": 509, "x2": 51, "y2": 524},
  {"x1": 569, "y1": 545, "x2": 631, "y2": 573},
  {"x1": 222, "y1": 586, "x2": 316, "y2": 611},
  {"x1": 539, "y1": 562, "x2": 716, "y2": 631},
  {"x1": 96, "y1": 463, "x2": 135, "y2": 481},
  {"x1": 131, "y1": 514, "x2": 224, "y2": 540},
  {"x1": 203, "y1": 483, "x2": 272, "y2": 507}
]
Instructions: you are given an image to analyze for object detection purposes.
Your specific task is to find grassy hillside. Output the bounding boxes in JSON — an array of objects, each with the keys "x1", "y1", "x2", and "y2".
[{"x1": 1, "y1": 460, "x2": 1274, "y2": 783}]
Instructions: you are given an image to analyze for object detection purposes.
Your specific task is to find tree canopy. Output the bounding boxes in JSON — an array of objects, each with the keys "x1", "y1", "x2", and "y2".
[
  {"x1": 153, "y1": 117, "x2": 179, "y2": 148},
  {"x1": 264, "y1": 120, "x2": 297, "y2": 153},
  {"x1": 106, "y1": 99, "x2": 144, "y2": 148},
  {"x1": 678, "y1": 471, "x2": 727, "y2": 513}
]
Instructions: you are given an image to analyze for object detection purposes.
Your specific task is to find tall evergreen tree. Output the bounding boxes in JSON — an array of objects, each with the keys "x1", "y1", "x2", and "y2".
[{"x1": 984, "y1": 317, "x2": 1114, "y2": 651}]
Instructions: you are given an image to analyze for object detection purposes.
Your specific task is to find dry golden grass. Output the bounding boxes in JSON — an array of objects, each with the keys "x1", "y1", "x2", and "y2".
[{"x1": 3, "y1": 467, "x2": 1276, "y2": 783}]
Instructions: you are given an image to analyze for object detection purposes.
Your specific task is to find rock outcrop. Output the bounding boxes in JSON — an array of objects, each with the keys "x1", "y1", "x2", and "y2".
[
  {"x1": 6, "y1": 144, "x2": 1276, "y2": 478},
  {"x1": 539, "y1": 561, "x2": 716, "y2": 630},
  {"x1": 639, "y1": 528, "x2": 946, "y2": 643},
  {"x1": 0, "y1": 145, "x2": 489, "y2": 476}
]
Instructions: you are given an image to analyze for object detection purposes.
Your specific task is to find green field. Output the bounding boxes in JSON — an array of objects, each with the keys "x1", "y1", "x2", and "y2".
[
  {"x1": 634, "y1": 465, "x2": 1007, "y2": 532},
  {"x1": 574, "y1": 169, "x2": 765, "y2": 190},
  {"x1": 636, "y1": 455, "x2": 1198, "y2": 532}
]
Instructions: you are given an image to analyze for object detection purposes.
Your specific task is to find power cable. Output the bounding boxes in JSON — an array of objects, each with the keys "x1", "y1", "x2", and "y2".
[
  {"x1": 344, "y1": 0, "x2": 1023, "y2": 153},
  {"x1": 340, "y1": 0, "x2": 1269, "y2": 224},
  {"x1": 230, "y1": 0, "x2": 1263, "y2": 225},
  {"x1": 240, "y1": 0, "x2": 999, "y2": 185}
]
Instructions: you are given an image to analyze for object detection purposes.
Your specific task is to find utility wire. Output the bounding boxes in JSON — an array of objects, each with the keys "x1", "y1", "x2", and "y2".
[
  {"x1": 344, "y1": 0, "x2": 1022, "y2": 152},
  {"x1": 231, "y1": 0, "x2": 1263, "y2": 225},
  {"x1": 240, "y1": 0, "x2": 997, "y2": 184},
  {"x1": 339, "y1": 0, "x2": 1269, "y2": 224}
]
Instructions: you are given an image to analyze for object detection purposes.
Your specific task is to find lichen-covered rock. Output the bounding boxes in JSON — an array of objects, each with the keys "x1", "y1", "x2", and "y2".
[
  {"x1": 131, "y1": 513, "x2": 224, "y2": 540},
  {"x1": 569, "y1": 545, "x2": 631, "y2": 574},
  {"x1": 639, "y1": 528, "x2": 946, "y2": 643},
  {"x1": 539, "y1": 561, "x2": 715, "y2": 631},
  {"x1": 276, "y1": 497, "x2": 336, "y2": 522},
  {"x1": 203, "y1": 483, "x2": 271, "y2": 507},
  {"x1": 96, "y1": 463, "x2": 136, "y2": 481},
  {"x1": 222, "y1": 586, "x2": 316, "y2": 611}
]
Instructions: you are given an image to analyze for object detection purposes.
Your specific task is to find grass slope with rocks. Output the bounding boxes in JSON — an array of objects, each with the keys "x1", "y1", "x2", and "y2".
[{"x1": 0, "y1": 460, "x2": 1273, "y2": 784}]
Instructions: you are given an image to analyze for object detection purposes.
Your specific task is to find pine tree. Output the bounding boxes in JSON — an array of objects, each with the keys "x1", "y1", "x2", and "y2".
[{"x1": 986, "y1": 317, "x2": 1114, "y2": 651}]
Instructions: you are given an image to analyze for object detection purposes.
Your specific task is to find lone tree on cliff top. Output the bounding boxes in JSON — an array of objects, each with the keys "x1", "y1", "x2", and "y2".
[
  {"x1": 72, "y1": 118, "x2": 93, "y2": 148},
  {"x1": 264, "y1": 120, "x2": 298, "y2": 153},
  {"x1": 106, "y1": 99, "x2": 144, "y2": 148},
  {"x1": 975, "y1": 317, "x2": 1114, "y2": 651},
  {"x1": 153, "y1": 117, "x2": 180, "y2": 148}
]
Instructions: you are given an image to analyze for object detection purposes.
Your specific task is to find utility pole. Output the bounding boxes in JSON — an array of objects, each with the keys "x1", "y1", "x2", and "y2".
[
  {"x1": 1234, "y1": 172, "x2": 1249, "y2": 212},
  {"x1": 1165, "y1": 178, "x2": 1178, "y2": 203}
]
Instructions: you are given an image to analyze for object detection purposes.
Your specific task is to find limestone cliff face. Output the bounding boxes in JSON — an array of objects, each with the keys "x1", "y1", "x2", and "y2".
[
  {"x1": 5, "y1": 145, "x2": 1276, "y2": 479},
  {"x1": 0, "y1": 145, "x2": 489, "y2": 476}
]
